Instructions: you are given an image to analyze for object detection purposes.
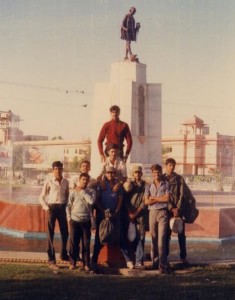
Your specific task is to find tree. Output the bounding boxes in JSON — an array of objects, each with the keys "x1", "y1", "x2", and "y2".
[
  {"x1": 12, "y1": 145, "x2": 23, "y2": 176},
  {"x1": 51, "y1": 136, "x2": 63, "y2": 140},
  {"x1": 66, "y1": 157, "x2": 79, "y2": 173}
]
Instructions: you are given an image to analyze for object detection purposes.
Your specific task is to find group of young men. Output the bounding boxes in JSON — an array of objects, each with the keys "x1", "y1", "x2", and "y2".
[{"x1": 39, "y1": 105, "x2": 188, "y2": 274}]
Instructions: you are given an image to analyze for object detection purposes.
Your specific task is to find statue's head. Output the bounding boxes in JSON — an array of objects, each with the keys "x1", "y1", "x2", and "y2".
[{"x1": 129, "y1": 7, "x2": 136, "y2": 15}]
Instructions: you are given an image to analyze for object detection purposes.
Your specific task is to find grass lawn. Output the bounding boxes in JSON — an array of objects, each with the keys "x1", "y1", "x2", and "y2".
[{"x1": 1, "y1": 263, "x2": 235, "y2": 300}]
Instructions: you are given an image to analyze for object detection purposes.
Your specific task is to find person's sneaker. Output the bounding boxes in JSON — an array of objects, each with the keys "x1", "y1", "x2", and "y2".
[
  {"x1": 49, "y1": 263, "x2": 59, "y2": 271},
  {"x1": 135, "y1": 264, "x2": 146, "y2": 270},
  {"x1": 147, "y1": 262, "x2": 158, "y2": 270},
  {"x1": 127, "y1": 261, "x2": 134, "y2": 269},
  {"x1": 69, "y1": 264, "x2": 75, "y2": 270},
  {"x1": 90, "y1": 262, "x2": 98, "y2": 274},
  {"x1": 84, "y1": 265, "x2": 90, "y2": 272},
  {"x1": 158, "y1": 266, "x2": 165, "y2": 275},
  {"x1": 77, "y1": 256, "x2": 83, "y2": 266},
  {"x1": 164, "y1": 265, "x2": 171, "y2": 274},
  {"x1": 181, "y1": 258, "x2": 189, "y2": 268},
  {"x1": 60, "y1": 254, "x2": 69, "y2": 261}
]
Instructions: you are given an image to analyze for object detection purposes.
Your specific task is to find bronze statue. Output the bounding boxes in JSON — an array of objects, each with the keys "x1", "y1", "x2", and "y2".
[{"x1": 121, "y1": 7, "x2": 140, "y2": 61}]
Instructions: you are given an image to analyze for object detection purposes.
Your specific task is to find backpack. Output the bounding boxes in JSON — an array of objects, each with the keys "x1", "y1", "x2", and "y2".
[{"x1": 181, "y1": 182, "x2": 199, "y2": 224}]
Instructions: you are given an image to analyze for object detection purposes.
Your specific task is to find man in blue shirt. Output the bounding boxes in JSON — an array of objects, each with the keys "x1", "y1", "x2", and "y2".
[
  {"x1": 145, "y1": 164, "x2": 169, "y2": 274},
  {"x1": 91, "y1": 166, "x2": 123, "y2": 272}
]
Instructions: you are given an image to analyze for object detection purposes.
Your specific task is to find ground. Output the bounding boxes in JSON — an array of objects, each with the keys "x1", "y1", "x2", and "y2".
[{"x1": 1, "y1": 263, "x2": 235, "y2": 300}]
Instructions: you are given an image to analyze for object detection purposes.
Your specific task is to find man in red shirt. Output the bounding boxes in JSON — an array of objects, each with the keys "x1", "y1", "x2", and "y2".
[{"x1": 97, "y1": 105, "x2": 132, "y2": 163}]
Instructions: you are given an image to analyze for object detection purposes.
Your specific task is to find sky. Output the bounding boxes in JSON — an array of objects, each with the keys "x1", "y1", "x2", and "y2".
[{"x1": 0, "y1": 0, "x2": 235, "y2": 140}]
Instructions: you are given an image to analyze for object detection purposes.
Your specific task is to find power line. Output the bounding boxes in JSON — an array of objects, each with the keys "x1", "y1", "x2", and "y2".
[
  {"x1": 0, "y1": 95, "x2": 88, "y2": 108},
  {"x1": 0, "y1": 80, "x2": 86, "y2": 95},
  {"x1": 163, "y1": 100, "x2": 227, "y2": 109}
]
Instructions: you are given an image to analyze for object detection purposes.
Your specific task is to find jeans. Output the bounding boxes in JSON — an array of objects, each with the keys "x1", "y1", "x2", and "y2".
[
  {"x1": 149, "y1": 209, "x2": 168, "y2": 268},
  {"x1": 120, "y1": 221, "x2": 145, "y2": 266},
  {"x1": 47, "y1": 204, "x2": 68, "y2": 263},
  {"x1": 69, "y1": 219, "x2": 91, "y2": 267},
  {"x1": 135, "y1": 238, "x2": 144, "y2": 265},
  {"x1": 166, "y1": 219, "x2": 187, "y2": 260}
]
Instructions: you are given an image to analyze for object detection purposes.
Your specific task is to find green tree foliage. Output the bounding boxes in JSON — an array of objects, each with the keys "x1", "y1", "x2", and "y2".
[
  {"x1": 51, "y1": 136, "x2": 63, "y2": 140},
  {"x1": 12, "y1": 145, "x2": 23, "y2": 172},
  {"x1": 67, "y1": 157, "x2": 79, "y2": 173}
]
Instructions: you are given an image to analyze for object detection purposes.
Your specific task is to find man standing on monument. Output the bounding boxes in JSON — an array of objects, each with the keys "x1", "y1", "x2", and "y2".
[
  {"x1": 98, "y1": 144, "x2": 127, "y2": 183},
  {"x1": 39, "y1": 161, "x2": 69, "y2": 270},
  {"x1": 121, "y1": 7, "x2": 140, "y2": 60},
  {"x1": 97, "y1": 105, "x2": 132, "y2": 162}
]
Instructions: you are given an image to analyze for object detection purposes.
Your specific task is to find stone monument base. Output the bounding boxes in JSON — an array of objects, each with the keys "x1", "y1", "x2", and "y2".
[
  {"x1": 0, "y1": 200, "x2": 46, "y2": 238},
  {"x1": 98, "y1": 244, "x2": 126, "y2": 268},
  {"x1": 184, "y1": 206, "x2": 235, "y2": 242},
  {"x1": 1, "y1": 195, "x2": 235, "y2": 243}
]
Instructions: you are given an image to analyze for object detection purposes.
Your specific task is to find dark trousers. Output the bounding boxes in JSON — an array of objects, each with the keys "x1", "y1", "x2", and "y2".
[
  {"x1": 166, "y1": 220, "x2": 187, "y2": 260},
  {"x1": 69, "y1": 219, "x2": 91, "y2": 267},
  {"x1": 47, "y1": 204, "x2": 68, "y2": 263}
]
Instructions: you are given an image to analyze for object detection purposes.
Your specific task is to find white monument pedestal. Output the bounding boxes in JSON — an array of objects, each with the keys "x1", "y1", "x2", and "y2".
[{"x1": 90, "y1": 61, "x2": 161, "y2": 178}]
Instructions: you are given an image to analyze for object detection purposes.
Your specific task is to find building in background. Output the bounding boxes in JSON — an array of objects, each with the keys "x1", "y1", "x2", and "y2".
[
  {"x1": 162, "y1": 115, "x2": 235, "y2": 176},
  {"x1": 0, "y1": 110, "x2": 23, "y2": 145},
  {"x1": 24, "y1": 135, "x2": 48, "y2": 141},
  {"x1": 0, "y1": 110, "x2": 24, "y2": 178},
  {"x1": 0, "y1": 109, "x2": 92, "y2": 181},
  {"x1": 14, "y1": 139, "x2": 91, "y2": 183}
]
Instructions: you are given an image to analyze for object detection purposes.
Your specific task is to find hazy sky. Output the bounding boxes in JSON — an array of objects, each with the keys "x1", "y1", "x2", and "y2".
[{"x1": 0, "y1": 0, "x2": 235, "y2": 139}]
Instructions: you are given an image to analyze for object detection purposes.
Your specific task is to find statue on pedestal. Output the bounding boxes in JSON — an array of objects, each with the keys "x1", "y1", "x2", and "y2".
[{"x1": 121, "y1": 7, "x2": 140, "y2": 62}]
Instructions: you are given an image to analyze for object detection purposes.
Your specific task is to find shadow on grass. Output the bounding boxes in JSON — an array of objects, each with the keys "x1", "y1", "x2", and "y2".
[{"x1": 1, "y1": 264, "x2": 235, "y2": 300}]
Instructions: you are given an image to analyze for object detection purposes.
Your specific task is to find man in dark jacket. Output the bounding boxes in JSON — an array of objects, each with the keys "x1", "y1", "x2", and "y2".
[
  {"x1": 122, "y1": 165, "x2": 148, "y2": 269},
  {"x1": 164, "y1": 158, "x2": 189, "y2": 267}
]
